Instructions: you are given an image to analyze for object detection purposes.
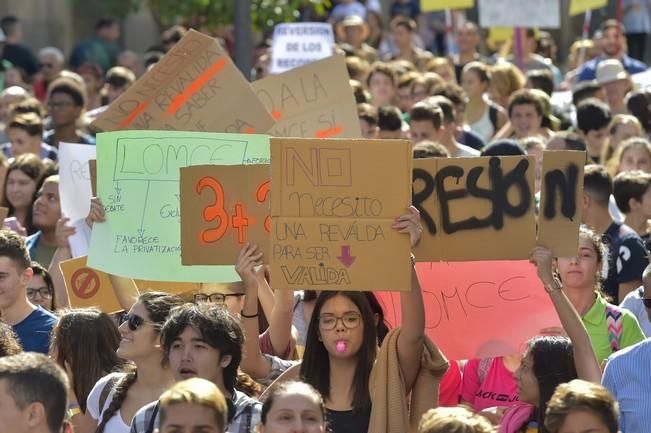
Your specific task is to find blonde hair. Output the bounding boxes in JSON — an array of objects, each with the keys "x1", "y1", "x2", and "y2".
[
  {"x1": 545, "y1": 379, "x2": 619, "y2": 433},
  {"x1": 490, "y1": 63, "x2": 526, "y2": 105},
  {"x1": 602, "y1": 114, "x2": 643, "y2": 172},
  {"x1": 612, "y1": 137, "x2": 651, "y2": 177},
  {"x1": 568, "y1": 39, "x2": 596, "y2": 69},
  {"x1": 159, "y1": 378, "x2": 228, "y2": 432},
  {"x1": 425, "y1": 57, "x2": 456, "y2": 83},
  {"x1": 418, "y1": 407, "x2": 495, "y2": 433}
]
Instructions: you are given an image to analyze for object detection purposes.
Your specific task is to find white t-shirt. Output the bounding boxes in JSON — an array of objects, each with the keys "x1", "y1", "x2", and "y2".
[
  {"x1": 86, "y1": 372, "x2": 131, "y2": 433},
  {"x1": 621, "y1": 287, "x2": 651, "y2": 337},
  {"x1": 453, "y1": 144, "x2": 481, "y2": 157}
]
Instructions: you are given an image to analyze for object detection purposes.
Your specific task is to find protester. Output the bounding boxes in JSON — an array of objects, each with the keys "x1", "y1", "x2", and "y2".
[
  {"x1": 0, "y1": 352, "x2": 68, "y2": 433},
  {"x1": 129, "y1": 302, "x2": 262, "y2": 433},
  {"x1": 0, "y1": 16, "x2": 39, "y2": 79},
  {"x1": 555, "y1": 226, "x2": 644, "y2": 363},
  {"x1": 544, "y1": 379, "x2": 619, "y2": 433},
  {"x1": 461, "y1": 355, "x2": 520, "y2": 416},
  {"x1": 0, "y1": 230, "x2": 56, "y2": 354},
  {"x1": 3, "y1": 112, "x2": 57, "y2": 161},
  {"x1": 2, "y1": 154, "x2": 45, "y2": 235},
  {"x1": 417, "y1": 406, "x2": 495, "y2": 433},
  {"x1": 259, "y1": 381, "x2": 327, "y2": 433},
  {"x1": 33, "y1": 47, "x2": 65, "y2": 103},
  {"x1": 602, "y1": 114, "x2": 643, "y2": 172},
  {"x1": 424, "y1": 95, "x2": 479, "y2": 156},
  {"x1": 27, "y1": 262, "x2": 54, "y2": 311},
  {"x1": 602, "y1": 337, "x2": 651, "y2": 433},
  {"x1": 620, "y1": 263, "x2": 651, "y2": 337},
  {"x1": 615, "y1": 137, "x2": 651, "y2": 175},
  {"x1": 488, "y1": 63, "x2": 526, "y2": 110},
  {"x1": 25, "y1": 175, "x2": 62, "y2": 267},
  {"x1": 69, "y1": 17, "x2": 121, "y2": 73},
  {"x1": 43, "y1": 77, "x2": 94, "y2": 147},
  {"x1": 157, "y1": 378, "x2": 228, "y2": 433},
  {"x1": 582, "y1": 165, "x2": 648, "y2": 303},
  {"x1": 87, "y1": 292, "x2": 183, "y2": 433},
  {"x1": 367, "y1": 62, "x2": 396, "y2": 107},
  {"x1": 462, "y1": 61, "x2": 507, "y2": 143},
  {"x1": 452, "y1": 22, "x2": 483, "y2": 81},
  {"x1": 596, "y1": 59, "x2": 633, "y2": 115},
  {"x1": 51, "y1": 308, "x2": 124, "y2": 433}
]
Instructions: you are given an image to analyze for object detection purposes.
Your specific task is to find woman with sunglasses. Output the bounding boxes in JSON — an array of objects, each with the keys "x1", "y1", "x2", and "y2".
[
  {"x1": 86, "y1": 291, "x2": 183, "y2": 433},
  {"x1": 27, "y1": 262, "x2": 55, "y2": 311}
]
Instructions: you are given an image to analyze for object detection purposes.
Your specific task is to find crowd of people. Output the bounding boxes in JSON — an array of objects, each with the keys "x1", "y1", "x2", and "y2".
[{"x1": 0, "y1": 1, "x2": 650, "y2": 433}]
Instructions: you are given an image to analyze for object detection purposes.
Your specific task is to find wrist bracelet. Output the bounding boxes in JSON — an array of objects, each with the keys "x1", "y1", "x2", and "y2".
[
  {"x1": 240, "y1": 310, "x2": 259, "y2": 319},
  {"x1": 544, "y1": 278, "x2": 562, "y2": 294}
]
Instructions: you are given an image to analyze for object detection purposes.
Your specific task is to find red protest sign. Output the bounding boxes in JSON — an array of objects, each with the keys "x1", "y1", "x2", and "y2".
[{"x1": 375, "y1": 261, "x2": 561, "y2": 360}]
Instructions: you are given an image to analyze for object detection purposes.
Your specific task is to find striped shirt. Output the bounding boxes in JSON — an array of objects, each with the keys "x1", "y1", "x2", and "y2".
[{"x1": 602, "y1": 338, "x2": 651, "y2": 433}]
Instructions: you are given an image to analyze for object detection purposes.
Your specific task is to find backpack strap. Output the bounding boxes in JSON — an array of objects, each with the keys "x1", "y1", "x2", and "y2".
[
  {"x1": 144, "y1": 401, "x2": 160, "y2": 433},
  {"x1": 605, "y1": 303, "x2": 624, "y2": 353},
  {"x1": 488, "y1": 104, "x2": 499, "y2": 131},
  {"x1": 477, "y1": 358, "x2": 492, "y2": 385},
  {"x1": 98, "y1": 375, "x2": 120, "y2": 415}
]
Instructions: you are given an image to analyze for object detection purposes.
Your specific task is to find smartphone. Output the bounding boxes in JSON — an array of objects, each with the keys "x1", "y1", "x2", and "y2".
[{"x1": 3, "y1": 217, "x2": 25, "y2": 235}]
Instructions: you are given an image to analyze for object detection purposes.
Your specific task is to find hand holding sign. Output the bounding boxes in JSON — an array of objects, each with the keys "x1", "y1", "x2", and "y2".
[
  {"x1": 529, "y1": 246, "x2": 556, "y2": 287},
  {"x1": 55, "y1": 217, "x2": 76, "y2": 248},
  {"x1": 85, "y1": 197, "x2": 106, "y2": 228},
  {"x1": 235, "y1": 243, "x2": 264, "y2": 291},
  {"x1": 392, "y1": 206, "x2": 422, "y2": 249}
]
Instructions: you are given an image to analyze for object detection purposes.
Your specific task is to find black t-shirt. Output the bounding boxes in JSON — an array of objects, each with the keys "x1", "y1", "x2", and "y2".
[
  {"x1": 327, "y1": 407, "x2": 371, "y2": 433},
  {"x1": 602, "y1": 222, "x2": 649, "y2": 304}
]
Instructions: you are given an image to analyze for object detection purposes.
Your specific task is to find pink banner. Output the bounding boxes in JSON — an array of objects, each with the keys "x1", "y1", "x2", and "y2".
[{"x1": 376, "y1": 261, "x2": 561, "y2": 360}]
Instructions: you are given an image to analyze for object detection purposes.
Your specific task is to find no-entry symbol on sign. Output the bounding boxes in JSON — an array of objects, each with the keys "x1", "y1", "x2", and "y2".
[{"x1": 70, "y1": 267, "x2": 100, "y2": 299}]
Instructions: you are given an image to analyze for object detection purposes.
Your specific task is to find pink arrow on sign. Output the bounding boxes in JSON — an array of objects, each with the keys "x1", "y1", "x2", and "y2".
[{"x1": 337, "y1": 245, "x2": 356, "y2": 268}]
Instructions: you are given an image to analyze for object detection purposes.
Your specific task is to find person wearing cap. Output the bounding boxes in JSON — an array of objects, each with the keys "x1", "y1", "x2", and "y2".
[
  {"x1": 577, "y1": 19, "x2": 647, "y2": 82},
  {"x1": 336, "y1": 15, "x2": 378, "y2": 64},
  {"x1": 596, "y1": 58, "x2": 633, "y2": 115},
  {"x1": 3, "y1": 112, "x2": 57, "y2": 161}
]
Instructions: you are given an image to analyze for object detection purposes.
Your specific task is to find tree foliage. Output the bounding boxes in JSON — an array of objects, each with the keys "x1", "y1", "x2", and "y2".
[{"x1": 74, "y1": 0, "x2": 331, "y2": 33}]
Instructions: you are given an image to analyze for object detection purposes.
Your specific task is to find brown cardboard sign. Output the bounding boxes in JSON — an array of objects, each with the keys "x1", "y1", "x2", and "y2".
[
  {"x1": 270, "y1": 138, "x2": 413, "y2": 291},
  {"x1": 413, "y1": 155, "x2": 537, "y2": 261},
  {"x1": 180, "y1": 164, "x2": 271, "y2": 265},
  {"x1": 412, "y1": 151, "x2": 585, "y2": 261},
  {"x1": 89, "y1": 159, "x2": 97, "y2": 197},
  {"x1": 91, "y1": 29, "x2": 274, "y2": 134},
  {"x1": 537, "y1": 151, "x2": 585, "y2": 257},
  {"x1": 253, "y1": 55, "x2": 361, "y2": 139}
]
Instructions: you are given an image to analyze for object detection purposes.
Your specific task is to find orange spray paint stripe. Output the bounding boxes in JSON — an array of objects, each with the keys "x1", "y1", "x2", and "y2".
[
  {"x1": 118, "y1": 101, "x2": 149, "y2": 129},
  {"x1": 165, "y1": 58, "x2": 227, "y2": 116},
  {"x1": 314, "y1": 125, "x2": 343, "y2": 138},
  {"x1": 271, "y1": 111, "x2": 282, "y2": 121}
]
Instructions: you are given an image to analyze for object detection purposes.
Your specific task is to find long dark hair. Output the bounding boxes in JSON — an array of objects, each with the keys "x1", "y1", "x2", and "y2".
[
  {"x1": 94, "y1": 292, "x2": 183, "y2": 433},
  {"x1": 365, "y1": 292, "x2": 390, "y2": 345},
  {"x1": 2, "y1": 154, "x2": 45, "y2": 235},
  {"x1": 51, "y1": 308, "x2": 124, "y2": 413},
  {"x1": 528, "y1": 336, "x2": 578, "y2": 433},
  {"x1": 300, "y1": 291, "x2": 377, "y2": 412}
]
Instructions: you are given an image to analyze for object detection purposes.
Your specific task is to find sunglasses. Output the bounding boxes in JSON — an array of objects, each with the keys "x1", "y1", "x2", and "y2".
[
  {"x1": 119, "y1": 313, "x2": 155, "y2": 331},
  {"x1": 643, "y1": 298, "x2": 651, "y2": 308}
]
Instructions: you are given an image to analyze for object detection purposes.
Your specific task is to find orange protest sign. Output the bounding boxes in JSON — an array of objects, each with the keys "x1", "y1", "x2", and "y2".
[
  {"x1": 92, "y1": 29, "x2": 274, "y2": 134},
  {"x1": 60, "y1": 256, "x2": 136, "y2": 313},
  {"x1": 253, "y1": 55, "x2": 361, "y2": 139},
  {"x1": 537, "y1": 151, "x2": 585, "y2": 257},
  {"x1": 270, "y1": 137, "x2": 413, "y2": 291},
  {"x1": 180, "y1": 165, "x2": 271, "y2": 265},
  {"x1": 375, "y1": 261, "x2": 561, "y2": 360},
  {"x1": 61, "y1": 256, "x2": 198, "y2": 313}
]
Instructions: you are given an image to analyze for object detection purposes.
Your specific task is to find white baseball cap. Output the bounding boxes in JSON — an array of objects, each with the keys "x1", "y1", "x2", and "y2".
[{"x1": 596, "y1": 59, "x2": 629, "y2": 84}]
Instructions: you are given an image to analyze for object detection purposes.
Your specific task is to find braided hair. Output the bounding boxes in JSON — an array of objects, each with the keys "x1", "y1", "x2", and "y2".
[{"x1": 94, "y1": 292, "x2": 183, "y2": 433}]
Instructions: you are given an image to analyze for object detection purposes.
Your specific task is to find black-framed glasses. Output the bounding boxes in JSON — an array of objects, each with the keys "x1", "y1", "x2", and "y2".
[
  {"x1": 193, "y1": 293, "x2": 243, "y2": 304},
  {"x1": 119, "y1": 313, "x2": 154, "y2": 331},
  {"x1": 319, "y1": 312, "x2": 362, "y2": 331},
  {"x1": 26, "y1": 287, "x2": 52, "y2": 299},
  {"x1": 643, "y1": 298, "x2": 651, "y2": 308}
]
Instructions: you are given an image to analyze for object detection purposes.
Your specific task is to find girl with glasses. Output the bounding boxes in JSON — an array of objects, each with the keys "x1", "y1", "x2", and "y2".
[
  {"x1": 86, "y1": 291, "x2": 183, "y2": 433},
  {"x1": 27, "y1": 261, "x2": 54, "y2": 311}
]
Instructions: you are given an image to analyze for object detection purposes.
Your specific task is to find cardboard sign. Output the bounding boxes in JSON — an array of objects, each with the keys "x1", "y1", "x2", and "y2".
[
  {"x1": 376, "y1": 261, "x2": 562, "y2": 360},
  {"x1": 270, "y1": 138, "x2": 413, "y2": 291},
  {"x1": 569, "y1": 0, "x2": 607, "y2": 16},
  {"x1": 478, "y1": 0, "x2": 560, "y2": 28},
  {"x1": 60, "y1": 256, "x2": 138, "y2": 313},
  {"x1": 253, "y1": 55, "x2": 361, "y2": 139},
  {"x1": 270, "y1": 23, "x2": 335, "y2": 74},
  {"x1": 413, "y1": 156, "x2": 537, "y2": 261},
  {"x1": 59, "y1": 142, "x2": 96, "y2": 222},
  {"x1": 537, "y1": 151, "x2": 585, "y2": 257},
  {"x1": 180, "y1": 165, "x2": 271, "y2": 265},
  {"x1": 87, "y1": 130, "x2": 270, "y2": 282},
  {"x1": 61, "y1": 256, "x2": 198, "y2": 313},
  {"x1": 420, "y1": 0, "x2": 474, "y2": 12},
  {"x1": 89, "y1": 160, "x2": 97, "y2": 197},
  {"x1": 92, "y1": 29, "x2": 274, "y2": 134}
]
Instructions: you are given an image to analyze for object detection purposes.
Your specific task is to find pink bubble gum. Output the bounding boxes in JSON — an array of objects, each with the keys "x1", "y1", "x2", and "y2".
[{"x1": 336, "y1": 340, "x2": 346, "y2": 353}]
